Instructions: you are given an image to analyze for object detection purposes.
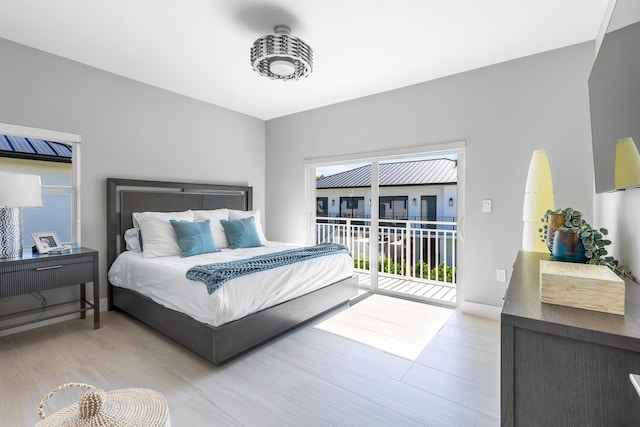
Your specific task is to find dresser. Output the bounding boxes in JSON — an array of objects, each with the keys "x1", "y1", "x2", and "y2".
[
  {"x1": 0, "y1": 247, "x2": 99, "y2": 330},
  {"x1": 501, "y1": 251, "x2": 640, "y2": 426}
]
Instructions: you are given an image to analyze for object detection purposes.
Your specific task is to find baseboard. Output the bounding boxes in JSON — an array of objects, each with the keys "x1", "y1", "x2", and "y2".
[
  {"x1": 459, "y1": 301, "x2": 501, "y2": 321},
  {"x1": 350, "y1": 290, "x2": 372, "y2": 305}
]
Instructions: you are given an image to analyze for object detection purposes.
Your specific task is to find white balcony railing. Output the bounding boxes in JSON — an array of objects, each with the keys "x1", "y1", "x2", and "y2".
[{"x1": 316, "y1": 216, "x2": 457, "y2": 286}]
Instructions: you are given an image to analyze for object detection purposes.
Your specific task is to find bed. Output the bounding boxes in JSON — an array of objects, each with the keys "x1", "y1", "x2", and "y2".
[{"x1": 106, "y1": 178, "x2": 357, "y2": 365}]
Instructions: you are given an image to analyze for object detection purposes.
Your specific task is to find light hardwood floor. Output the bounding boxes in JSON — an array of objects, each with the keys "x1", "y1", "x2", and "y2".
[{"x1": 0, "y1": 295, "x2": 500, "y2": 426}]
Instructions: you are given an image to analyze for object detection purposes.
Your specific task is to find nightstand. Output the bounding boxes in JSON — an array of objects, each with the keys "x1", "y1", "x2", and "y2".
[{"x1": 0, "y1": 247, "x2": 99, "y2": 331}]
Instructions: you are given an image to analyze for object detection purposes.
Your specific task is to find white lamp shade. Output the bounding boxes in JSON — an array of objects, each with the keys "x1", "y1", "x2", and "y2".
[
  {"x1": 524, "y1": 150, "x2": 554, "y2": 193},
  {"x1": 0, "y1": 171, "x2": 42, "y2": 207},
  {"x1": 615, "y1": 137, "x2": 640, "y2": 189},
  {"x1": 522, "y1": 192, "x2": 555, "y2": 222}
]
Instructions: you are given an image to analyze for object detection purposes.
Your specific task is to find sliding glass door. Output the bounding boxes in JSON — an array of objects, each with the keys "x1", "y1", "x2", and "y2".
[
  {"x1": 309, "y1": 148, "x2": 463, "y2": 307},
  {"x1": 315, "y1": 161, "x2": 373, "y2": 288}
]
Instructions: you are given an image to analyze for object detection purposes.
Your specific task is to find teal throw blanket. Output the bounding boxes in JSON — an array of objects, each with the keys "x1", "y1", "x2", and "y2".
[{"x1": 186, "y1": 243, "x2": 350, "y2": 294}]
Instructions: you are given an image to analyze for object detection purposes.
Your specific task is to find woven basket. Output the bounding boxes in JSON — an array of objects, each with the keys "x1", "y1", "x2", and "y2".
[{"x1": 34, "y1": 383, "x2": 170, "y2": 427}]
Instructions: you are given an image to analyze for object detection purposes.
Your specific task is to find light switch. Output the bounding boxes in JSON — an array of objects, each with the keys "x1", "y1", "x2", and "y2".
[{"x1": 482, "y1": 199, "x2": 492, "y2": 212}]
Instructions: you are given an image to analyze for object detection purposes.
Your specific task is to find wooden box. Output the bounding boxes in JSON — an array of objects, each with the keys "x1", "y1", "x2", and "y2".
[{"x1": 540, "y1": 260, "x2": 625, "y2": 315}]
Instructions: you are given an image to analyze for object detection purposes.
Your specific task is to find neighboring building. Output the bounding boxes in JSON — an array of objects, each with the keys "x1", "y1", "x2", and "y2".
[{"x1": 316, "y1": 158, "x2": 457, "y2": 223}]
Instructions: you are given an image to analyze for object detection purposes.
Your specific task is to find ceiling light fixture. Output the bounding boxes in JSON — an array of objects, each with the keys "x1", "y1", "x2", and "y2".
[{"x1": 251, "y1": 25, "x2": 313, "y2": 80}]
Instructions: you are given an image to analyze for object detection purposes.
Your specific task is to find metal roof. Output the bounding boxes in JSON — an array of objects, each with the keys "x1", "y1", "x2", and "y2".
[
  {"x1": 0, "y1": 134, "x2": 72, "y2": 163},
  {"x1": 317, "y1": 159, "x2": 457, "y2": 189}
]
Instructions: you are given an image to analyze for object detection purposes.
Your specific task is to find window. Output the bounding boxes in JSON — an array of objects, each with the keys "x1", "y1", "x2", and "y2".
[
  {"x1": 379, "y1": 196, "x2": 408, "y2": 220},
  {"x1": 339, "y1": 196, "x2": 365, "y2": 218},
  {"x1": 316, "y1": 197, "x2": 328, "y2": 217},
  {"x1": 0, "y1": 125, "x2": 81, "y2": 248},
  {"x1": 421, "y1": 195, "x2": 437, "y2": 228}
]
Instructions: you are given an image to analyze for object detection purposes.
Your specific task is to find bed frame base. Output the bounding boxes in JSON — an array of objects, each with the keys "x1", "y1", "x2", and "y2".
[{"x1": 112, "y1": 276, "x2": 357, "y2": 365}]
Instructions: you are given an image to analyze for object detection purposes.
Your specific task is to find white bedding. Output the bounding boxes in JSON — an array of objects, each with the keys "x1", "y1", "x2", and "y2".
[{"x1": 108, "y1": 241, "x2": 353, "y2": 327}]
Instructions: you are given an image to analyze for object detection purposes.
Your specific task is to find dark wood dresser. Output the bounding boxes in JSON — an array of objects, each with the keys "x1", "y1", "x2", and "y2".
[{"x1": 501, "y1": 251, "x2": 640, "y2": 426}]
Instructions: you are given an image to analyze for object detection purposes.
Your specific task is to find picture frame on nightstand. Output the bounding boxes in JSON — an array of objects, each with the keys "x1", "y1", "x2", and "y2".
[{"x1": 32, "y1": 231, "x2": 62, "y2": 254}]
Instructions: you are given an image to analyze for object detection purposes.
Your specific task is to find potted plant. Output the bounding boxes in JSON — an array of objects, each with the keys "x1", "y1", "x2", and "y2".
[
  {"x1": 539, "y1": 208, "x2": 633, "y2": 279},
  {"x1": 539, "y1": 207, "x2": 584, "y2": 252}
]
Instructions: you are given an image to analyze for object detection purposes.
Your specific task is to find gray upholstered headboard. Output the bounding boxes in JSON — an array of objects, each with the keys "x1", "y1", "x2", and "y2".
[{"x1": 106, "y1": 178, "x2": 252, "y2": 270}]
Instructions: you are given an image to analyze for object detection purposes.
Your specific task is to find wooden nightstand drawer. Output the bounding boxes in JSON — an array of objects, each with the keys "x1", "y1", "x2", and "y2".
[{"x1": 0, "y1": 255, "x2": 94, "y2": 298}]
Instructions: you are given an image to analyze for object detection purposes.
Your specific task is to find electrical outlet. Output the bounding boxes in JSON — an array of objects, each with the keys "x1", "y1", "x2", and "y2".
[
  {"x1": 482, "y1": 199, "x2": 492, "y2": 212},
  {"x1": 497, "y1": 269, "x2": 507, "y2": 282}
]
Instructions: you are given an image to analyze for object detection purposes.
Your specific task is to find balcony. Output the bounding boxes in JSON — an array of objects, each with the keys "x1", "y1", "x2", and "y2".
[{"x1": 316, "y1": 216, "x2": 457, "y2": 304}]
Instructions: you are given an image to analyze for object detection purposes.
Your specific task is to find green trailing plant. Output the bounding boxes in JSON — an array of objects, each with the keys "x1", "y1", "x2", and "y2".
[
  {"x1": 539, "y1": 208, "x2": 633, "y2": 280},
  {"x1": 579, "y1": 225, "x2": 632, "y2": 279}
]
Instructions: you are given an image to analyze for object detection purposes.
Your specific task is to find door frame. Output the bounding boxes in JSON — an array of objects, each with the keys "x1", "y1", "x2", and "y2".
[{"x1": 304, "y1": 140, "x2": 466, "y2": 305}]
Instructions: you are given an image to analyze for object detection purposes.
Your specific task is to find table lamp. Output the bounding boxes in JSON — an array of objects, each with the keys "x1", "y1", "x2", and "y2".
[
  {"x1": 522, "y1": 150, "x2": 554, "y2": 252},
  {"x1": 0, "y1": 171, "x2": 43, "y2": 258}
]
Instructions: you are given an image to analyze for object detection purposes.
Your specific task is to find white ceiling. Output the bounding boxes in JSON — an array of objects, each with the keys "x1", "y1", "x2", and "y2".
[{"x1": 0, "y1": 0, "x2": 610, "y2": 120}]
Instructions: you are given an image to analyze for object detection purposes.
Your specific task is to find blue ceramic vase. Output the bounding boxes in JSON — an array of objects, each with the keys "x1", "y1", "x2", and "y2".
[{"x1": 551, "y1": 230, "x2": 588, "y2": 263}]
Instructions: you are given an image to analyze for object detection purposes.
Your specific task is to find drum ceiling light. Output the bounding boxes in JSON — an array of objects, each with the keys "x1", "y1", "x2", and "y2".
[{"x1": 251, "y1": 25, "x2": 313, "y2": 80}]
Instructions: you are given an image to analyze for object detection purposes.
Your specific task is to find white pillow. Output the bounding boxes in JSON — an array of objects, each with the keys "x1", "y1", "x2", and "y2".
[
  {"x1": 193, "y1": 208, "x2": 230, "y2": 249},
  {"x1": 133, "y1": 210, "x2": 194, "y2": 258},
  {"x1": 229, "y1": 209, "x2": 267, "y2": 244},
  {"x1": 124, "y1": 228, "x2": 141, "y2": 252}
]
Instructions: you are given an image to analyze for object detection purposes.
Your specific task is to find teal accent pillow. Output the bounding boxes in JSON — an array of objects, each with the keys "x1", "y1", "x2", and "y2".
[
  {"x1": 220, "y1": 217, "x2": 264, "y2": 249},
  {"x1": 170, "y1": 219, "x2": 219, "y2": 257}
]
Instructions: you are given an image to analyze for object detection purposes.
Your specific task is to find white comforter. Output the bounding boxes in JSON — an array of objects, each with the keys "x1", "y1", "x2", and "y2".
[{"x1": 108, "y1": 242, "x2": 353, "y2": 327}]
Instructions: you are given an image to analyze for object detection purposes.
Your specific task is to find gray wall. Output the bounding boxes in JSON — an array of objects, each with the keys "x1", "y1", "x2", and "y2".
[
  {"x1": 0, "y1": 38, "x2": 265, "y2": 303},
  {"x1": 266, "y1": 43, "x2": 595, "y2": 307}
]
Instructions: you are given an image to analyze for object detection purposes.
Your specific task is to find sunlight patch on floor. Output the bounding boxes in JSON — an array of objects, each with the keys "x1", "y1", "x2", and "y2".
[{"x1": 315, "y1": 294, "x2": 453, "y2": 360}]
